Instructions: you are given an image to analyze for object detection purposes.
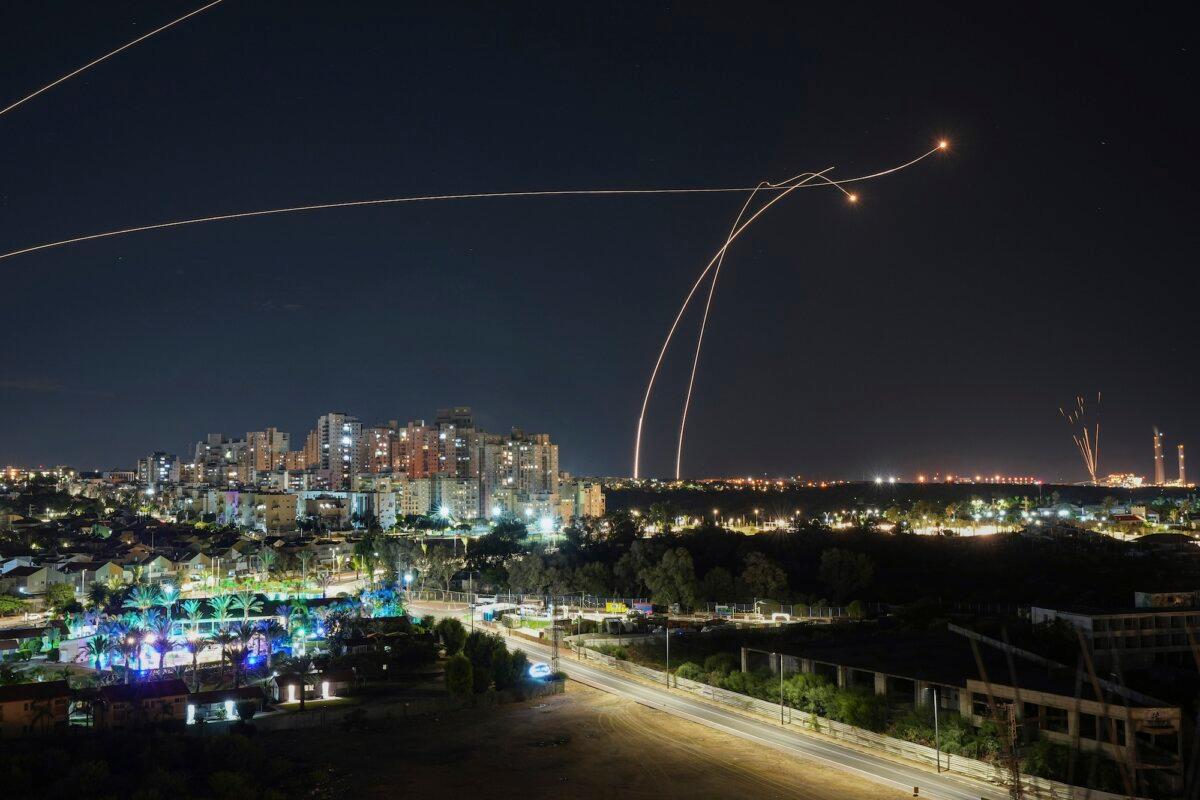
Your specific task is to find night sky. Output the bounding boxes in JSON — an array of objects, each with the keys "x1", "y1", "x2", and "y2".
[{"x1": 1, "y1": 2, "x2": 1195, "y2": 480}]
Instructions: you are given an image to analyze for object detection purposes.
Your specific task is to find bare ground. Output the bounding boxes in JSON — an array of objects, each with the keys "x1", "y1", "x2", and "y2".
[{"x1": 268, "y1": 681, "x2": 911, "y2": 800}]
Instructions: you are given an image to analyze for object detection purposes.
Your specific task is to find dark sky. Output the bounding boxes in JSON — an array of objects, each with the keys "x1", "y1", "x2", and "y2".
[{"x1": 1, "y1": 2, "x2": 1195, "y2": 480}]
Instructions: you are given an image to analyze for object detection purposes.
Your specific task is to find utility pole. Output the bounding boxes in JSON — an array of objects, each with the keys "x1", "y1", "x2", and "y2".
[
  {"x1": 665, "y1": 617, "x2": 670, "y2": 689},
  {"x1": 778, "y1": 652, "x2": 785, "y2": 724}
]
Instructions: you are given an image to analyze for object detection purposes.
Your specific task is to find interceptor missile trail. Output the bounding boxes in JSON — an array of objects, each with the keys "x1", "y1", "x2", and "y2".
[
  {"x1": 632, "y1": 142, "x2": 948, "y2": 479},
  {"x1": 674, "y1": 171, "x2": 853, "y2": 479},
  {"x1": 0, "y1": 0, "x2": 226, "y2": 119},
  {"x1": 0, "y1": 149, "x2": 930, "y2": 264}
]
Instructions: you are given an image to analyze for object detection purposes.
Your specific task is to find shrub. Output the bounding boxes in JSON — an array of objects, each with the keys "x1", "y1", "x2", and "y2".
[
  {"x1": 675, "y1": 661, "x2": 706, "y2": 682},
  {"x1": 831, "y1": 689, "x2": 887, "y2": 731},
  {"x1": 434, "y1": 617, "x2": 467, "y2": 655},
  {"x1": 702, "y1": 652, "x2": 738, "y2": 675},
  {"x1": 444, "y1": 654, "x2": 473, "y2": 699}
]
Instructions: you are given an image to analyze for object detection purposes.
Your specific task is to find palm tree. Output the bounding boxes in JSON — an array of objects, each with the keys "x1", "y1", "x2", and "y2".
[
  {"x1": 182, "y1": 632, "x2": 208, "y2": 692},
  {"x1": 180, "y1": 598, "x2": 203, "y2": 631},
  {"x1": 230, "y1": 623, "x2": 257, "y2": 688},
  {"x1": 82, "y1": 634, "x2": 114, "y2": 671},
  {"x1": 278, "y1": 655, "x2": 316, "y2": 712},
  {"x1": 260, "y1": 619, "x2": 288, "y2": 661},
  {"x1": 122, "y1": 585, "x2": 160, "y2": 625},
  {"x1": 87, "y1": 582, "x2": 110, "y2": 609},
  {"x1": 146, "y1": 610, "x2": 176, "y2": 678},
  {"x1": 297, "y1": 550, "x2": 313, "y2": 584},
  {"x1": 230, "y1": 590, "x2": 263, "y2": 623},
  {"x1": 259, "y1": 548, "x2": 277, "y2": 578},
  {"x1": 284, "y1": 601, "x2": 309, "y2": 636},
  {"x1": 207, "y1": 594, "x2": 233, "y2": 627},
  {"x1": 211, "y1": 629, "x2": 237, "y2": 688}
]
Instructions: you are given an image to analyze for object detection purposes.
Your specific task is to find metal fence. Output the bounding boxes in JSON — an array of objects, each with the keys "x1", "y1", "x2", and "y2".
[
  {"x1": 567, "y1": 637, "x2": 1139, "y2": 800},
  {"x1": 406, "y1": 589, "x2": 853, "y2": 620}
]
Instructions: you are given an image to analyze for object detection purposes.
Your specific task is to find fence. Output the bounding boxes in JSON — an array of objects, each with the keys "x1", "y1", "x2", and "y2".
[
  {"x1": 406, "y1": 589, "x2": 853, "y2": 621},
  {"x1": 254, "y1": 679, "x2": 564, "y2": 732},
  {"x1": 566, "y1": 637, "x2": 1138, "y2": 800}
]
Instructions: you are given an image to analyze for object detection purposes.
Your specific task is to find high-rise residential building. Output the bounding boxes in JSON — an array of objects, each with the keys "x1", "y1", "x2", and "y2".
[
  {"x1": 558, "y1": 474, "x2": 605, "y2": 522},
  {"x1": 479, "y1": 428, "x2": 559, "y2": 516},
  {"x1": 192, "y1": 434, "x2": 248, "y2": 487},
  {"x1": 247, "y1": 428, "x2": 290, "y2": 473},
  {"x1": 396, "y1": 420, "x2": 439, "y2": 477},
  {"x1": 432, "y1": 475, "x2": 481, "y2": 520},
  {"x1": 1154, "y1": 427, "x2": 1166, "y2": 486},
  {"x1": 137, "y1": 452, "x2": 180, "y2": 489},
  {"x1": 436, "y1": 407, "x2": 479, "y2": 478},
  {"x1": 317, "y1": 412, "x2": 361, "y2": 489},
  {"x1": 360, "y1": 425, "x2": 396, "y2": 473}
]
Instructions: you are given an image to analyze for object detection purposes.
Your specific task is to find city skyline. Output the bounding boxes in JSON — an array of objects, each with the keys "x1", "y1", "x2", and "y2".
[{"x1": 2, "y1": 2, "x2": 1196, "y2": 481}]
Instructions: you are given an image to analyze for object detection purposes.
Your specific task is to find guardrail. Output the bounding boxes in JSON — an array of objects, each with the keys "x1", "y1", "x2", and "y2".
[
  {"x1": 566, "y1": 637, "x2": 1138, "y2": 800},
  {"x1": 406, "y1": 589, "x2": 852, "y2": 620}
]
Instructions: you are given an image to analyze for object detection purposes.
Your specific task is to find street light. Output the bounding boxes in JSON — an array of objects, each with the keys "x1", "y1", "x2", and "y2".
[{"x1": 924, "y1": 686, "x2": 942, "y2": 772}]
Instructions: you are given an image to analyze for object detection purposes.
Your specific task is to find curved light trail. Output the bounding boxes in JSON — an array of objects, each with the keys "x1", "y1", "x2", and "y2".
[
  {"x1": 0, "y1": 0, "x2": 226, "y2": 119},
  {"x1": 674, "y1": 171, "x2": 854, "y2": 479},
  {"x1": 0, "y1": 150, "x2": 933, "y2": 264},
  {"x1": 2, "y1": 183, "x2": 847, "y2": 263},
  {"x1": 632, "y1": 142, "x2": 947, "y2": 479}
]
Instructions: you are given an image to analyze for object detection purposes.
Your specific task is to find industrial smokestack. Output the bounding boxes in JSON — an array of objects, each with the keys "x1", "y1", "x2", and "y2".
[
  {"x1": 1180, "y1": 444, "x2": 1187, "y2": 487},
  {"x1": 1153, "y1": 427, "x2": 1166, "y2": 486}
]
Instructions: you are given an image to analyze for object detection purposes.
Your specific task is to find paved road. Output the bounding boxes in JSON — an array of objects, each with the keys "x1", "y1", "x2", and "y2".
[{"x1": 407, "y1": 601, "x2": 1002, "y2": 800}]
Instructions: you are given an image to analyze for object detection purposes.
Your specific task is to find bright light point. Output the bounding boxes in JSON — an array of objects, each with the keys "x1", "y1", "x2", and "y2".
[
  {"x1": 938, "y1": 140, "x2": 949, "y2": 150},
  {"x1": 848, "y1": 193, "x2": 858, "y2": 203},
  {"x1": 438, "y1": 505, "x2": 450, "y2": 518}
]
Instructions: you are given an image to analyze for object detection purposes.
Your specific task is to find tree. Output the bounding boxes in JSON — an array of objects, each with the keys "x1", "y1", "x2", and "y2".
[
  {"x1": 180, "y1": 598, "x2": 203, "y2": 631},
  {"x1": 0, "y1": 594, "x2": 29, "y2": 616},
  {"x1": 297, "y1": 549, "x2": 314, "y2": 583},
  {"x1": 847, "y1": 599, "x2": 866, "y2": 620},
  {"x1": 207, "y1": 594, "x2": 233, "y2": 626},
  {"x1": 182, "y1": 633, "x2": 208, "y2": 692},
  {"x1": 122, "y1": 585, "x2": 160, "y2": 624},
  {"x1": 146, "y1": 610, "x2": 176, "y2": 678},
  {"x1": 505, "y1": 553, "x2": 546, "y2": 593},
  {"x1": 82, "y1": 634, "x2": 114, "y2": 670},
  {"x1": 435, "y1": 617, "x2": 467, "y2": 655},
  {"x1": 641, "y1": 548, "x2": 697, "y2": 609},
  {"x1": 463, "y1": 630, "x2": 507, "y2": 693},
  {"x1": 258, "y1": 548, "x2": 277, "y2": 578},
  {"x1": 698, "y1": 567, "x2": 735, "y2": 602},
  {"x1": 738, "y1": 552, "x2": 788, "y2": 600},
  {"x1": 572, "y1": 562, "x2": 612, "y2": 596},
  {"x1": 230, "y1": 590, "x2": 263, "y2": 623},
  {"x1": 45, "y1": 582, "x2": 77, "y2": 616},
  {"x1": 445, "y1": 653, "x2": 473, "y2": 699},
  {"x1": 818, "y1": 548, "x2": 875, "y2": 601}
]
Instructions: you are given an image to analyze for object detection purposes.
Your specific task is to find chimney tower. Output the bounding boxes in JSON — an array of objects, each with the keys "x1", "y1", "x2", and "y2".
[
  {"x1": 1153, "y1": 427, "x2": 1166, "y2": 486},
  {"x1": 1179, "y1": 444, "x2": 1187, "y2": 487}
]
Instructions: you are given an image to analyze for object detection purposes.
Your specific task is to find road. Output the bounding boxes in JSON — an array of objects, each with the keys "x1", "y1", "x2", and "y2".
[{"x1": 409, "y1": 600, "x2": 1002, "y2": 800}]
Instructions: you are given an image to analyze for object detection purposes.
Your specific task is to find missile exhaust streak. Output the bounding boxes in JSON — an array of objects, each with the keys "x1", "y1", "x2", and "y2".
[
  {"x1": 633, "y1": 143, "x2": 946, "y2": 479},
  {"x1": 0, "y1": 0, "x2": 226, "y2": 119},
  {"x1": 674, "y1": 171, "x2": 855, "y2": 479},
  {"x1": 674, "y1": 183, "x2": 766, "y2": 480},
  {"x1": 3, "y1": 180, "x2": 868, "y2": 264}
]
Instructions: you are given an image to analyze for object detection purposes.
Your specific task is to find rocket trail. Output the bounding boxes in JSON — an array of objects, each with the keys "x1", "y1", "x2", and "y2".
[
  {"x1": 633, "y1": 142, "x2": 947, "y2": 479},
  {"x1": 0, "y1": 0, "x2": 226, "y2": 119},
  {"x1": 674, "y1": 171, "x2": 853, "y2": 479},
  {"x1": 0, "y1": 160, "x2": 912, "y2": 264}
]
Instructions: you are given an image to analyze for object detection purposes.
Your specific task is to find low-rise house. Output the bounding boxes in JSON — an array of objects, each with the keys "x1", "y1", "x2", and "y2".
[
  {"x1": 0, "y1": 565, "x2": 69, "y2": 595},
  {"x1": 95, "y1": 679, "x2": 190, "y2": 729},
  {"x1": 0, "y1": 680, "x2": 71, "y2": 735},
  {"x1": 187, "y1": 686, "x2": 266, "y2": 723}
]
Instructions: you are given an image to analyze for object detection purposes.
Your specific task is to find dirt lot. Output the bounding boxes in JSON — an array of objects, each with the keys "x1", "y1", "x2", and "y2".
[{"x1": 269, "y1": 681, "x2": 909, "y2": 800}]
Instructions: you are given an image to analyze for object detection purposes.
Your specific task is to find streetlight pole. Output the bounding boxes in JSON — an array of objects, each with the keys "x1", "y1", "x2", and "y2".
[
  {"x1": 664, "y1": 617, "x2": 670, "y2": 689},
  {"x1": 933, "y1": 686, "x2": 941, "y2": 772},
  {"x1": 779, "y1": 652, "x2": 785, "y2": 725}
]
